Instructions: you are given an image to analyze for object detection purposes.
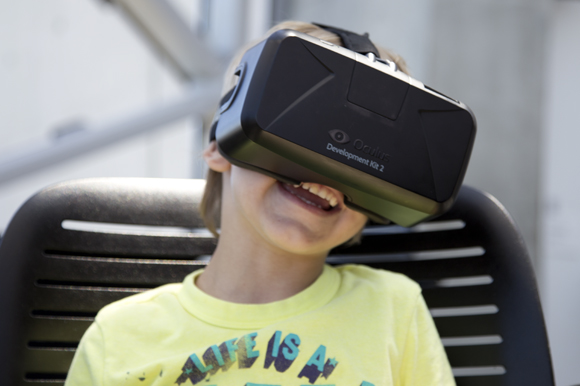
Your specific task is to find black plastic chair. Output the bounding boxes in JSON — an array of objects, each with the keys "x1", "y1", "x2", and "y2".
[{"x1": 0, "y1": 178, "x2": 554, "y2": 385}]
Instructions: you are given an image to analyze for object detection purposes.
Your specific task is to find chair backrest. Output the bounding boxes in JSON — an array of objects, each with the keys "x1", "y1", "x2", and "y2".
[{"x1": 0, "y1": 178, "x2": 554, "y2": 386}]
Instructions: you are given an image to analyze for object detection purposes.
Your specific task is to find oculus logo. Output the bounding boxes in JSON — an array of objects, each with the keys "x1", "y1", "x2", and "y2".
[
  {"x1": 328, "y1": 130, "x2": 350, "y2": 144},
  {"x1": 327, "y1": 129, "x2": 390, "y2": 163}
]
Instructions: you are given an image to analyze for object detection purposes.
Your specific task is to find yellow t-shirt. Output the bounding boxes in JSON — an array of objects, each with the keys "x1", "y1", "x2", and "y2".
[{"x1": 65, "y1": 264, "x2": 455, "y2": 386}]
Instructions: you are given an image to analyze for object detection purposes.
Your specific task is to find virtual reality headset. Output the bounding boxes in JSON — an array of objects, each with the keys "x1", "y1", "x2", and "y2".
[{"x1": 210, "y1": 25, "x2": 476, "y2": 226}]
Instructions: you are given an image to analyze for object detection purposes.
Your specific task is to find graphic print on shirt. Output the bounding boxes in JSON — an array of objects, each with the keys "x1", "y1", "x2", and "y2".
[{"x1": 175, "y1": 330, "x2": 374, "y2": 385}]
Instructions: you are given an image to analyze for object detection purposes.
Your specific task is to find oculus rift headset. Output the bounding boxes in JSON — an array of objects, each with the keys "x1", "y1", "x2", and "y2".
[{"x1": 210, "y1": 24, "x2": 476, "y2": 226}]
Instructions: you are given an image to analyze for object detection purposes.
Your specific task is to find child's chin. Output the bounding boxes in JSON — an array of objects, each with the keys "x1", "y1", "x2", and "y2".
[{"x1": 261, "y1": 227, "x2": 344, "y2": 256}]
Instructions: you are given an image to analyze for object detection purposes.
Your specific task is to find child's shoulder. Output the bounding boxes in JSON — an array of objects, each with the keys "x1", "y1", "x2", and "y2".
[
  {"x1": 95, "y1": 280, "x2": 185, "y2": 326},
  {"x1": 333, "y1": 264, "x2": 422, "y2": 298}
]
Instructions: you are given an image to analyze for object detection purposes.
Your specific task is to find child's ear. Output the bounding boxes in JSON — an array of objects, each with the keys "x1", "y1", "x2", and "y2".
[{"x1": 203, "y1": 141, "x2": 231, "y2": 172}]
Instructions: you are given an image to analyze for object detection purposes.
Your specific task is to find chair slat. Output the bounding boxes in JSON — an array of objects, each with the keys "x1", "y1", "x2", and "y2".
[
  {"x1": 30, "y1": 287, "x2": 140, "y2": 312},
  {"x1": 454, "y1": 375, "x2": 504, "y2": 386},
  {"x1": 422, "y1": 285, "x2": 497, "y2": 308},
  {"x1": 434, "y1": 314, "x2": 500, "y2": 337},
  {"x1": 36, "y1": 254, "x2": 205, "y2": 285},
  {"x1": 363, "y1": 256, "x2": 492, "y2": 280},
  {"x1": 23, "y1": 381, "x2": 65, "y2": 386},
  {"x1": 25, "y1": 318, "x2": 92, "y2": 342},
  {"x1": 42, "y1": 233, "x2": 217, "y2": 259},
  {"x1": 445, "y1": 344, "x2": 503, "y2": 367},
  {"x1": 350, "y1": 228, "x2": 482, "y2": 254},
  {"x1": 22, "y1": 349, "x2": 75, "y2": 373}
]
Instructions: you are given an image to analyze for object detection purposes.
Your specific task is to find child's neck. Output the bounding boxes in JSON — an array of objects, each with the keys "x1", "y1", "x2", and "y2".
[{"x1": 195, "y1": 230, "x2": 327, "y2": 304}]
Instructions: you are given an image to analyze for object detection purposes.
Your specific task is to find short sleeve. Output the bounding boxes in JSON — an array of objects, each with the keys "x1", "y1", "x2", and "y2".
[
  {"x1": 398, "y1": 294, "x2": 456, "y2": 386},
  {"x1": 64, "y1": 322, "x2": 105, "y2": 386}
]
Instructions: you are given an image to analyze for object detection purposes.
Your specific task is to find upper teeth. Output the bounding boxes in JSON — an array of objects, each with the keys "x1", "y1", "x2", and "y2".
[{"x1": 300, "y1": 183, "x2": 339, "y2": 207}]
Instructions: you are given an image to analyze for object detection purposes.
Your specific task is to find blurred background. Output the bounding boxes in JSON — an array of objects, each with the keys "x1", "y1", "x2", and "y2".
[{"x1": 0, "y1": 0, "x2": 578, "y2": 384}]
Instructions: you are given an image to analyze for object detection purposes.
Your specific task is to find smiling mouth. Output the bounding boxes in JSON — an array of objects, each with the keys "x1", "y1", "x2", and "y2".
[{"x1": 281, "y1": 182, "x2": 340, "y2": 211}]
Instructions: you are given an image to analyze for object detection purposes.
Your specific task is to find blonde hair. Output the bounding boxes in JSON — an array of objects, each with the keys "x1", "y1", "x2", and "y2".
[{"x1": 201, "y1": 21, "x2": 409, "y2": 240}]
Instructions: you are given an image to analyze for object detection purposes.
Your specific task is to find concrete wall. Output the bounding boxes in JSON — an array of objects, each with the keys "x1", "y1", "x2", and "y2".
[{"x1": 0, "y1": 0, "x2": 201, "y2": 233}]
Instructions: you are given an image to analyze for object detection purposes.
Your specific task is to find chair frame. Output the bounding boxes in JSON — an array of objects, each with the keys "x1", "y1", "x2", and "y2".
[{"x1": 0, "y1": 178, "x2": 554, "y2": 385}]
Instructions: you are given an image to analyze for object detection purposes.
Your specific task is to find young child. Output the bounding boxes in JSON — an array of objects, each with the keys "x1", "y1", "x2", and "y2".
[{"x1": 65, "y1": 21, "x2": 455, "y2": 386}]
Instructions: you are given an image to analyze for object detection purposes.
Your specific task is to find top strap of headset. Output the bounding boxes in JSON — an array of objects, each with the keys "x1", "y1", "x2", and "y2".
[{"x1": 313, "y1": 23, "x2": 380, "y2": 57}]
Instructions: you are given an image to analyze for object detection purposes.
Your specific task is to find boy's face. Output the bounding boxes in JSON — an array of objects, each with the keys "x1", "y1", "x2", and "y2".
[{"x1": 204, "y1": 142, "x2": 368, "y2": 257}]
